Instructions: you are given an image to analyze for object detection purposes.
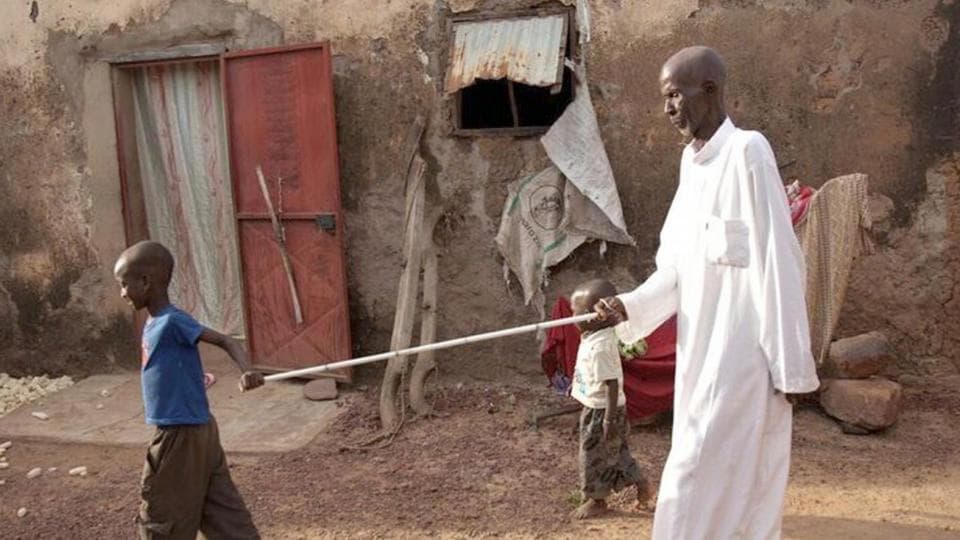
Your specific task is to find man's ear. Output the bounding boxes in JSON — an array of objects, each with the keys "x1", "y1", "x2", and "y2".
[{"x1": 702, "y1": 79, "x2": 718, "y2": 95}]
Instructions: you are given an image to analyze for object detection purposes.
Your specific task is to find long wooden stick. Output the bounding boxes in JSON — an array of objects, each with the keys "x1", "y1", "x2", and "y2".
[
  {"x1": 256, "y1": 166, "x2": 304, "y2": 326},
  {"x1": 264, "y1": 312, "x2": 598, "y2": 382}
]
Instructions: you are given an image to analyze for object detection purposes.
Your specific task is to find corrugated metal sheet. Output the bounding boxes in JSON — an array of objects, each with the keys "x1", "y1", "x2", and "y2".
[{"x1": 445, "y1": 14, "x2": 568, "y2": 94}]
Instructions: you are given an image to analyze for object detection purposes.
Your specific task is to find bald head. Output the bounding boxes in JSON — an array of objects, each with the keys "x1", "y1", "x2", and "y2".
[
  {"x1": 661, "y1": 46, "x2": 726, "y2": 91},
  {"x1": 572, "y1": 279, "x2": 617, "y2": 308},
  {"x1": 571, "y1": 279, "x2": 618, "y2": 332},
  {"x1": 114, "y1": 241, "x2": 174, "y2": 286},
  {"x1": 659, "y1": 46, "x2": 728, "y2": 144}
]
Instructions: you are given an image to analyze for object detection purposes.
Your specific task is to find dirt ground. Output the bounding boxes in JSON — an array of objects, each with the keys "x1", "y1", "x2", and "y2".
[{"x1": 1, "y1": 372, "x2": 959, "y2": 539}]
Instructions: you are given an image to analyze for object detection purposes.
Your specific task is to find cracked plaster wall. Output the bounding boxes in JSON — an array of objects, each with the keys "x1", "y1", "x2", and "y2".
[{"x1": 0, "y1": 0, "x2": 956, "y2": 379}]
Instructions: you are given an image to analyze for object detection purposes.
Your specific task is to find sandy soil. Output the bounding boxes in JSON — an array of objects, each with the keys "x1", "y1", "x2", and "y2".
[{"x1": 1, "y1": 374, "x2": 958, "y2": 539}]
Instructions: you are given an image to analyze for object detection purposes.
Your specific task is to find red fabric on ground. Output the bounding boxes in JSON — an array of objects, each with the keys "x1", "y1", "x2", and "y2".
[
  {"x1": 541, "y1": 297, "x2": 677, "y2": 421},
  {"x1": 622, "y1": 316, "x2": 676, "y2": 421},
  {"x1": 541, "y1": 297, "x2": 580, "y2": 387}
]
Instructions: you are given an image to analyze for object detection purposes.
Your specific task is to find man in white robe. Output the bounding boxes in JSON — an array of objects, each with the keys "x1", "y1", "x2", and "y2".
[{"x1": 596, "y1": 47, "x2": 820, "y2": 539}]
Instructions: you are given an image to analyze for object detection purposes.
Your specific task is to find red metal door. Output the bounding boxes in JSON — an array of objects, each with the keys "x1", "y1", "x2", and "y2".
[{"x1": 222, "y1": 43, "x2": 351, "y2": 380}]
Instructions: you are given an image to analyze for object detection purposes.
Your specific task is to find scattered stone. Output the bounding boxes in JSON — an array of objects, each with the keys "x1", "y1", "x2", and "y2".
[
  {"x1": 47, "y1": 467, "x2": 57, "y2": 473},
  {"x1": 0, "y1": 462, "x2": 9, "y2": 469},
  {"x1": 17, "y1": 507, "x2": 27, "y2": 518},
  {"x1": 0, "y1": 374, "x2": 74, "y2": 417},
  {"x1": 823, "y1": 332, "x2": 893, "y2": 379},
  {"x1": 0, "y1": 441, "x2": 11, "y2": 450},
  {"x1": 31, "y1": 411, "x2": 50, "y2": 421},
  {"x1": 303, "y1": 378, "x2": 338, "y2": 401},
  {"x1": 69, "y1": 466, "x2": 88, "y2": 477},
  {"x1": 0, "y1": 479, "x2": 5, "y2": 485},
  {"x1": 95, "y1": 403, "x2": 104, "y2": 410},
  {"x1": 820, "y1": 378, "x2": 903, "y2": 432},
  {"x1": 99, "y1": 389, "x2": 111, "y2": 398},
  {"x1": 26, "y1": 467, "x2": 42, "y2": 479}
]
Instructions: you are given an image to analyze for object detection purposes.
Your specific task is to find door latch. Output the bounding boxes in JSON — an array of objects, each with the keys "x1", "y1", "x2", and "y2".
[{"x1": 315, "y1": 213, "x2": 336, "y2": 234}]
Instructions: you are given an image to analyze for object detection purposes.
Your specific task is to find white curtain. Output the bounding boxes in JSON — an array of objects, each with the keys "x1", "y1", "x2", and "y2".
[{"x1": 132, "y1": 61, "x2": 244, "y2": 335}]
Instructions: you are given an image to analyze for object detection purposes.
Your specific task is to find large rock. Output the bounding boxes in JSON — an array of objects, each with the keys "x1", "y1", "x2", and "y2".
[
  {"x1": 823, "y1": 332, "x2": 893, "y2": 379},
  {"x1": 819, "y1": 378, "x2": 903, "y2": 432}
]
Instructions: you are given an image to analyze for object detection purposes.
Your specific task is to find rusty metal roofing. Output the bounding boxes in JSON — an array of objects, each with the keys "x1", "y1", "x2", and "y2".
[{"x1": 445, "y1": 14, "x2": 568, "y2": 94}]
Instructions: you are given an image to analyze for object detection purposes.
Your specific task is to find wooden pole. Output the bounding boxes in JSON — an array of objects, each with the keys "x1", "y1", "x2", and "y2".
[
  {"x1": 409, "y1": 212, "x2": 440, "y2": 416},
  {"x1": 378, "y1": 114, "x2": 428, "y2": 429},
  {"x1": 264, "y1": 312, "x2": 597, "y2": 382},
  {"x1": 256, "y1": 165, "x2": 304, "y2": 326},
  {"x1": 507, "y1": 80, "x2": 520, "y2": 128}
]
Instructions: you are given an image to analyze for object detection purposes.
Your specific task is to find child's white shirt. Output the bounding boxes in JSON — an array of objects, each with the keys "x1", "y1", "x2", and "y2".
[{"x1": 571, "y1": 327, "x2": 626, "y2": 409}]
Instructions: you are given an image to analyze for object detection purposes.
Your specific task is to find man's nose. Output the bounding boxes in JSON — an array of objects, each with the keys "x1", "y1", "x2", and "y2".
[{"x1": 664, "y1": 101, "x2": 676, "y2": 115}]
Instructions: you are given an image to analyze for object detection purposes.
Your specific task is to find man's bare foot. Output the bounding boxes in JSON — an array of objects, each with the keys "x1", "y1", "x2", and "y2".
[
  {"x1": 571, "y1": 498, "x2": 608, "y2": 520},
  {"x1": 635, "y1": 479, "x2": 655, "y2": 512}
]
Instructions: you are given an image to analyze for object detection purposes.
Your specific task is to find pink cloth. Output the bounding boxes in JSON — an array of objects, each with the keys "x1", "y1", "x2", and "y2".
[{"x1": 786, "y1": 180, "x2": 816, "y2": 226}]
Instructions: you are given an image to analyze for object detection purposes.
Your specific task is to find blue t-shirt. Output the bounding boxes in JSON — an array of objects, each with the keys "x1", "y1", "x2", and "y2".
[{"x1": 140, "y1": 305, "x2": 210, "y2": 426}]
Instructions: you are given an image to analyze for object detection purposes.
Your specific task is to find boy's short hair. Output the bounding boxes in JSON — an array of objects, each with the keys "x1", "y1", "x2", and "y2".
[
  {"x1": 572, "y1": 279, "x2": 617, "y2": 306},
  {"x1": 123, "y1": 241, "x2": 175, "y2": 285}
]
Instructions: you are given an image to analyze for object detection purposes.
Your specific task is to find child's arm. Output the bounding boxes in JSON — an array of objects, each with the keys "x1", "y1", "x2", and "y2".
[
  {"x1": 603, "y1": 379, "x2": 618, "y2": 440},
  {"x1": 199, "y1": 327, "x2": 265, "y2": 392}
]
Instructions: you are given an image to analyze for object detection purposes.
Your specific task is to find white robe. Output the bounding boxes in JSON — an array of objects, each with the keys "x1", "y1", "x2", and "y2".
[{"x1": 616, "y1": 118, "x2": 819, "y2": 540}]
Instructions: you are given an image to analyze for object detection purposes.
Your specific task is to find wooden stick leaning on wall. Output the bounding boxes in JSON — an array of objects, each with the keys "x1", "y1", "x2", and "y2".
[
  {"x1": 409, "y1": 207, "x2": 442, "y2": 417},
  {"x1": 256, "y1": 165, "x2": 304, "y2": 326},
  {"x1": 379, "y1": 115, "x2": 427, "y2": 431}
]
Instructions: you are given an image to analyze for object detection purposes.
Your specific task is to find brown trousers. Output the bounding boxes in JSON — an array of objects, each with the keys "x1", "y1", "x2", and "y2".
[{"x1": 137, "y1": 416, "x2": 259, "y2": 540}]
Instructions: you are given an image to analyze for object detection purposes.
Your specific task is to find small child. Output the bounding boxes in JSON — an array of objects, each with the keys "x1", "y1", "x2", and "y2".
[
  {"x1": 114, "y1": 240, "x2": 263, "y2": 539},
  {"x1": 569, "y1": 278, "x2": 651, "y2": 520}
]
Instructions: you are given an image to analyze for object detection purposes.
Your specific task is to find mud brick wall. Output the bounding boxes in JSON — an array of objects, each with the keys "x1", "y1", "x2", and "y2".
[{"x1": 0, "y1": 0, "x2": 956, "y2": 378}]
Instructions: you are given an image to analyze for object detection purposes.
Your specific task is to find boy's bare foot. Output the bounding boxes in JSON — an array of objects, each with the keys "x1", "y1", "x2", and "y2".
[
  {"x1": 635, "y1": 479, "x2": 655, "y2": 512},
  {"x1": 571, "y1": 498, "x2": 608, "y2": 520}
]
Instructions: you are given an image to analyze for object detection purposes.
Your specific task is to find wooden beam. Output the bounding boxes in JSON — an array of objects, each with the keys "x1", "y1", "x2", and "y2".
[
  {"x1": 410, "y1": 209, "x2": 442, "y2": 416},
  {"x1": 507, "y1": 80, "x2": 520, "y2": 128},
  {"x1": 256, "y1": 166, "x2": 304, "y2": 326},
  {"x1": 105, "y1": 43, "x2": 226, "y2": 65},
  {"x1": 379, "y1": 153, "x2": 428, "y2": 430}
]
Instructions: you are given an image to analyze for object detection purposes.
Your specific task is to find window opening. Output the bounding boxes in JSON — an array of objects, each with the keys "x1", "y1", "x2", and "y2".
[
  {"x1": 458, "y1": 69, "x2": 574, "y2": 130},
  {"x1": 447, "y1": 10, "x2": 576, "y2": 135}
]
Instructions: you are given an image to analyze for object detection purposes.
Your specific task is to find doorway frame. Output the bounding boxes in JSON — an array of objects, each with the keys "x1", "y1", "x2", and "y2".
[{"x1": 109, "y1": 51, "x2": 245, "y2": 337}]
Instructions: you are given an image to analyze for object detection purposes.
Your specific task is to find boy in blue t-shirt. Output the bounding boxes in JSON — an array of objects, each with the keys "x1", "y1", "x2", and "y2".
[{"x1": 114, "y1": 241, "x2": 263, "y2": 539}]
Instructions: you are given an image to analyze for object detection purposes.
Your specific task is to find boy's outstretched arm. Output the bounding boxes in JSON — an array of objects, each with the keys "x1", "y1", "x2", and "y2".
[{"x1": 199, "y1": 327, "x2": 265, "y2": 392}]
